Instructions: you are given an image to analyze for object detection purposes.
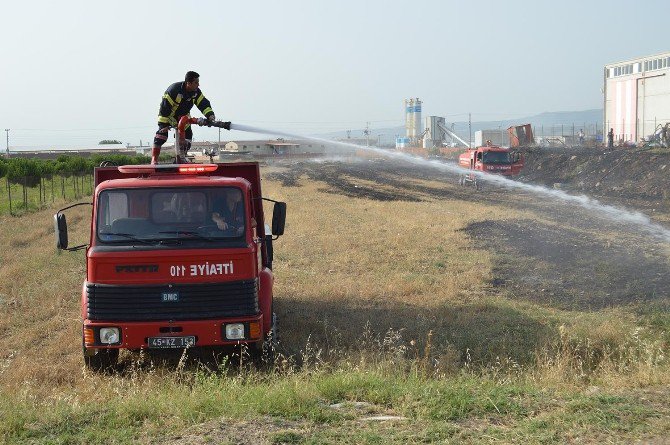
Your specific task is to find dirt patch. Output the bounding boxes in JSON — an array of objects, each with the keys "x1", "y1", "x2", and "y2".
[
  {"x1": 463, "y1": 219, "x2": 669, "y2": 309},
  {"x1": 267, "y1": 159, "x2": 428, "y2": 201},
  {"x1": 267, "y1": 157, "x2": 670, "y2": 311},
  {"x1": 157, "y1": 416, "x2": 312, "y2": 445},
  {"x1": 518, "y1": 146, "x2": 670, "y2": 215}
]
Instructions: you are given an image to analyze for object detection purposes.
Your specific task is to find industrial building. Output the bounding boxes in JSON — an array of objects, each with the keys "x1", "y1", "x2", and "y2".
[
  {"x1": 222, "y1": 139, "x2": 326, "y2": 156},
  {"x1": 604, "y1": 51, "x2": 670, "y2": 144},
  {"x1": 396, "y1": 98, "x2": 422, "y2": 148},
  {"x1": 396, "y1": 98, "x2": 471, "y2": 149},
  {"x1": 4, "y1": 148, "x2": 139, "y2": 160}
]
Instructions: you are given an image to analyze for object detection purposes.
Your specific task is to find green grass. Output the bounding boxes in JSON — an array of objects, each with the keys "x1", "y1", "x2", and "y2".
[{"x1": 1, "y1": 365, "x2": 666, "y2": 444}]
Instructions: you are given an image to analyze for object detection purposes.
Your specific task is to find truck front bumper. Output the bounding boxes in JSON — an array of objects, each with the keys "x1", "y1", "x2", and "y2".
[{"x1": 83, "y1": 314, "x2": 263, "y2": 349}]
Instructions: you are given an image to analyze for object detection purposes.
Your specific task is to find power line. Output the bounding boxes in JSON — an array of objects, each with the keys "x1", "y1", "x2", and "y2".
[{"x1": 12, "y1": 126, "x2": 154, "y2": 131}]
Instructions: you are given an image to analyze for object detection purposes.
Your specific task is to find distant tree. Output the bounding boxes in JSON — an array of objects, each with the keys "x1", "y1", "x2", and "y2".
[
  {"x1": 98, "y1": 140, "x2": 122, "y2": 145},
  {"x1": 0, "y1": 159, "x2": 10, "y2": 214},
  {"x1": 90, "y1": 153, "x2": 150, "y2": 166},
  {"x1": 7, "y1": 158, "x2": 41, "y2": 209},
  {"x1": 40, "y1": 160, "x2": 56, "y2": 204},
  {"x1": 54, "y1": 156, "x2": 72, "y2": 178}
]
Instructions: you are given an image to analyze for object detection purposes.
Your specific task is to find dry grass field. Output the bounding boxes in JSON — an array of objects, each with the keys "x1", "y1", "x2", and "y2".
[{"x1": 0, "y1": 157, "x2": 669, "y2": 444}]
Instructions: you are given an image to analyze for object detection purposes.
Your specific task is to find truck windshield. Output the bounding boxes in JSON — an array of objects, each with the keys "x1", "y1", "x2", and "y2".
[
  {"x1": 482, "y1": 151, "x2": 511, "y2": 164},
  {"x1": 96, "y1": 187, "x2": 246, "y2": 244}
]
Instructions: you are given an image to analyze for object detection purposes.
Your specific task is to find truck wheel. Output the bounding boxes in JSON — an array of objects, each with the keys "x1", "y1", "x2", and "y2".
[
  {"x1": 253, "y1": 310, "x2": 279, "y2": 365},
  {"x1": 83, "y1": 346, "x2": 119, "y2": 372},
  {"x1": 267, "y1": 311, "x2": 279, "y2": 350}
]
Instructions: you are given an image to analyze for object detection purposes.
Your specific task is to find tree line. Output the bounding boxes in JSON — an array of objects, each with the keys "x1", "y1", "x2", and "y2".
[{"x1": 0, "y1": 154, "x2": 151, "y2": 215}]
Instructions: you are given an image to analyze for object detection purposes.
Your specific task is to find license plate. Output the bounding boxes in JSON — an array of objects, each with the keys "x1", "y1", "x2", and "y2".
[{"x1": 147, "y1": 336, "x2": 196, "y2": 348}]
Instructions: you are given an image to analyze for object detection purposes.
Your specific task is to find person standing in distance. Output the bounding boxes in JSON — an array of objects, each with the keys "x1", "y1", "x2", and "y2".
[
  {"x1": 152, "y1": 71, "x2": 216, "y2": 164},
  {"x1": 607, "y1": 128, "x2": 614, "y2": 149}
]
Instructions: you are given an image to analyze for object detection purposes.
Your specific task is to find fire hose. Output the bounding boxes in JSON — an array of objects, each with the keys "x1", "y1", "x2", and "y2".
[
  {"x1": 177, "y1": 115, "x2": 232, "y2": 139},
  {"x1": 168, "y1": 116, "x2": 232, "y2": 164}
]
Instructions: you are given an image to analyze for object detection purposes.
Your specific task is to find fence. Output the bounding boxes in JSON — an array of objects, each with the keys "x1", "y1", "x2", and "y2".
[
  {"x1": 0, "y1": 154, "x2": 150, "y2": 216},
  {"x1": 604, "y1": 118, "x2": 670, "y2": 145},
  {"x1": 374, "y1": 122, "x2": 606, "y2": 148},
  {"x1": 1, "y1": 173, "x2": 95, "y2": 216},
  {"x1": 531, "y1": 122, "x2": 603, "y2": 147}
]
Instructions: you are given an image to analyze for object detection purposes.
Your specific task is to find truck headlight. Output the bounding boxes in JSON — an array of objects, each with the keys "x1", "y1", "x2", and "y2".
[
  {"x1": 99, "y1": 327, "x2": 120, "y2": 344},
  {"x1": 224, "y1": 323, "x2": 245, "y2": 340}
]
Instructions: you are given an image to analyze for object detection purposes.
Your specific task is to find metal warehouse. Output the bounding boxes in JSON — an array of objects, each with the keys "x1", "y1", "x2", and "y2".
[
  {"x1": 223, "y1": 140, "x2": 326, "y2": 156},
  {"x1": 604, "y1": 51, "x2": 670, "y2": 145}
]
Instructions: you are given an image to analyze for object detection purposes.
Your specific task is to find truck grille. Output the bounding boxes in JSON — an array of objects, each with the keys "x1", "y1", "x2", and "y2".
[{"x1": 86, "y1": 279, "x2": 259, "y2": 321}]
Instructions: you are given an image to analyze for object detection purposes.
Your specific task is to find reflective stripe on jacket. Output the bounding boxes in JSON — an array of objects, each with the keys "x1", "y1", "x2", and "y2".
[{"x1": 157, "y1": 82, "x2": 214, "y2": 126}]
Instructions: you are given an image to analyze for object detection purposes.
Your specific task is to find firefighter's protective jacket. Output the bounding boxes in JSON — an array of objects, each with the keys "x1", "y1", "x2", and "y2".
[{"x1": 157, "y1": 82, "x2": 214, "y2": 126}]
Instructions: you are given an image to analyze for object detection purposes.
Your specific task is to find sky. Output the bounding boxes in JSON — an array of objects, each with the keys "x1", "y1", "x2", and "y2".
[{"x1": 1, "y1": 0, "x2": 668, "y2": 148}]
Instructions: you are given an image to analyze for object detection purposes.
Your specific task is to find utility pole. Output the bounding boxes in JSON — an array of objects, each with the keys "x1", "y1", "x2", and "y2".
[
  {"x1": 364, "y1": 122, "x2": 370, "y2": 147},
  {"x1": 468, "y1": 114, "x2": 472, "y2": 148},
  {"x1": 4, "y1": 129, "x2": 9, "y2": 157},
  {"x1": 218, "y1": 128, "x2": 221, "y2": 151}
]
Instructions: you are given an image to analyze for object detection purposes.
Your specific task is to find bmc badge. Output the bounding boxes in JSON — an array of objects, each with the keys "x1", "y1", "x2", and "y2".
[{"x1": 161, "y1": 291, "x2": 180, "y2": 302}]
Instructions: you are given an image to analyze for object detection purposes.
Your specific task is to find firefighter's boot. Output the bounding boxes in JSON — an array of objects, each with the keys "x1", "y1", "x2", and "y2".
[
  {"x1": 151, "y1": 146, "x2": 161, "y2": 165},
  {"x1": 176, "y1": 139, "x2": 192, "y2": 164},
  {"x1": 177, "y1": 149, "x2": 191, "y2": 164}
]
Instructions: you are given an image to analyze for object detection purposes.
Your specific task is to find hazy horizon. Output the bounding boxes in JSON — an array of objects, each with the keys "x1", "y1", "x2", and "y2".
[{"x1": 1, "y1": 0, "x2": 667, "y2": 148}]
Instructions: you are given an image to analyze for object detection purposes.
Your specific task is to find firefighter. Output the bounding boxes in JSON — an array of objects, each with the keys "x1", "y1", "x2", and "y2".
[{"x1": 152, "y1": 71, "x2": 216, "y2": 164}]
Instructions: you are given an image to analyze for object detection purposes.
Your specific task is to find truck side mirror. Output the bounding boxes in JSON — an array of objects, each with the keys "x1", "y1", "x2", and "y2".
[
  {"x1": 272, "y1": 202, "x2": 286, "y2": 236},
  {"x1": 52, "y1": 202, "x2": 92, "y2": 252},
  {"x1": 54, "y1": 213, "x2": 68, "y2": 250}
]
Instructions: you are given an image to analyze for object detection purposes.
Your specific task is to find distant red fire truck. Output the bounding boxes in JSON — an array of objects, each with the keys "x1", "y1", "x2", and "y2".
[{"x1": 458, "y1": 144, "x2": 524, "y2": 190}]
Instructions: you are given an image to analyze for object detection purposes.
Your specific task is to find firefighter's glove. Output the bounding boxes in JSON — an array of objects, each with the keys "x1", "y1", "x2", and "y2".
[
  {"x1": 221, "y1": 121, "x2": 231, "y2": 130},
  {"x1": 196, "y1": 117, "x2": 211, "y2": 127},
  {"x1": 208, "y1": 114, "x2": 216, "y2": 122}
]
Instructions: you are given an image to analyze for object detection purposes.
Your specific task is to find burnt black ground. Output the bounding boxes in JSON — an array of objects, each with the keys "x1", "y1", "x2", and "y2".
[{"x1": 267, "y1": 157, "x2": 670, "y2": 311}]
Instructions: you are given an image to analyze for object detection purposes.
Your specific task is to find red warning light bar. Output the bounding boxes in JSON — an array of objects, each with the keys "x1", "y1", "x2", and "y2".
[
  {"x1": 117, "y1": 165, "x2": 157, "y2": 174},
  {"x1": 178, "y1": 165, "x2": 218, "y2": 174},
  {"x1": 117, "y1": 164, "x2": 219, "y2": 174}
]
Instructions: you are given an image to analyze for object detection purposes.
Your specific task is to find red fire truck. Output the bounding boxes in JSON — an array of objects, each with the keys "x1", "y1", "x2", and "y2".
[
  {"x1": 457, "y1": 144, "x2": 524, "y2": 190},
  {"x1": 54, "y1": 162, "x2": 286, "y2": 371}
]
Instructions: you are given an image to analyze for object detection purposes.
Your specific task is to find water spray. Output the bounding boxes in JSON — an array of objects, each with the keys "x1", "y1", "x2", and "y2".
[{"x1": 229, "y1": 123, "x2": 670, "y2": 243}]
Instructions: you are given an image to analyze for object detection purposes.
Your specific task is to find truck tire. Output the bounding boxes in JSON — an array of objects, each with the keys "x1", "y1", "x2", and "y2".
[
  {"x1": 267, "y1": 311, "x2": 279, "y2": 349},
  {"x1": 253, "y1": 309, "x2": 278, "y2": 365},
  {"x1": 83, "y1": 343, "x2": 119, "y2": 372}
]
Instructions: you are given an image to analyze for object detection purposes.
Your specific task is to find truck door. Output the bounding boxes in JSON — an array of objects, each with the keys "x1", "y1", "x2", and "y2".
[{"x1": 249, "y1": 189, "x2": 263, "y2": 273}]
